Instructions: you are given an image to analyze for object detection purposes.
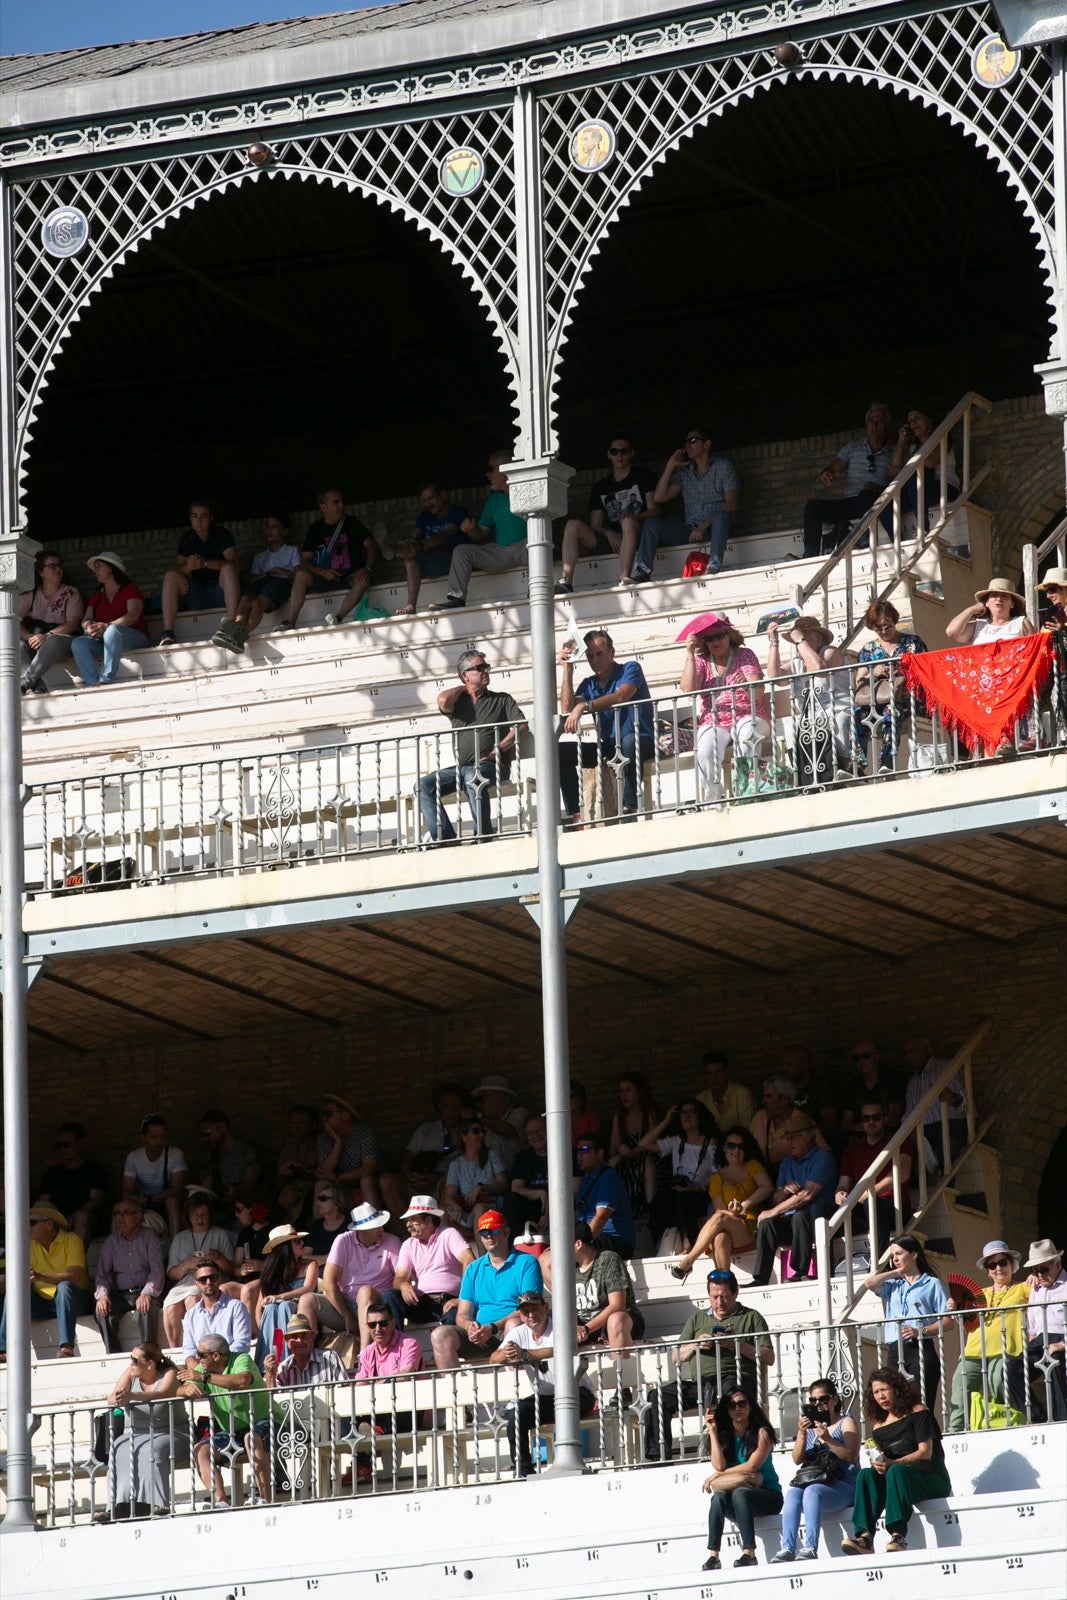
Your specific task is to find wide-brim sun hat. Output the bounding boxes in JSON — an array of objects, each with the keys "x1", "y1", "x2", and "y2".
[
  {"x1": 323, "y1": 1092, "x2": 360, "y2": 1119},
  {"x1": 1036, "y1": 568, "x2": 1067, "y2": 590},
  {"x1": 975, "y1": 577, "x2": 1025, "y2": 606},
  {"x1": 780, "y1": 1113, "x2": 818, "y2": 1137},
  {"x1": 676, "y1": 611, "x2": 733, "y2": 643},
  {"x1": 263, "y1": 1224, "x2": 308, "y2": 1254},
  {"x1": 401, "y1": 1195, "x2": 444, "y2": 1219},
  {"x1": 1022, "y1": 1237, "x2": 1062, "y2": 1271},
  {"x1": 977, "y1": 1238, "x2": 1021, "y2": 1270},
  {"x1": 472, "y1": 1076, "x2": 515, "y2": 1100},
  {"x1": 29, "y1": 1202, "x2": 69, "y2": 1229},
  {"x1": 350, "y1": 1203, "x2": 391, "y2": 1231},
  {"x1": 87, "y1": 549, "x2": 131, "y2": 581},
  {"x1": 284, "y1": 1313, "x2": 315, "y2": 1337}
]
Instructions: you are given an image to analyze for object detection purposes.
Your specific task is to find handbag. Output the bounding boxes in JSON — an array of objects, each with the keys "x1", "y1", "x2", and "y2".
[
  {"x1": 92, "y1": 1408, "x2": 126, "y2": 1464},
  {"x1": 682, "y1": 552, "x2": 708, "y2": 578},
  {"x1": 789, "y1": 1441, "x2": 843, "y2": 1487}
]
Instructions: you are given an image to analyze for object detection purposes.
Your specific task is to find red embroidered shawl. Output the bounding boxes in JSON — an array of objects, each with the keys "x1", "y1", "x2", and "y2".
[{"x1": 901, "y1": 634, "x2": 1053, "y2": 756}]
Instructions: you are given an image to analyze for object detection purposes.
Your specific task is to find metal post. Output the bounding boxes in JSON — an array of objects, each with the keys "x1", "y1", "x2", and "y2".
[
  {"x1": 0, "y1": 174, "x2": 38, "y2": 1532},
  {"x1": 508, "y1": 83, "x2": 582, "y2": 1474}
]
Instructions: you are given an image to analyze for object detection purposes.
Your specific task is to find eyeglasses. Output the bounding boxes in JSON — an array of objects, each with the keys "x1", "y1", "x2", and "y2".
[
  {"x1": 851, "y1": 1051, "x2": 876, "y2": 1062},
  {"x1": 367, "y1": 1320, "x2": 392, "y2": 1330},
  {"x1": 986, "y1": 1258, "x2": 1012, "y2": 1270},
  {"x1": 607, "y1": 446, "x2": 632, "y2": 456},
  {"x1": 684, "y1": 434, "x2": 707, "y2": 445},
  {"x1": 41, "y1": 562, "x2": 62, "y2": 571},
  {"x1": 196, "y1": 1274, "x2": 219, "y2": 1284},
  {"x1": 723, "y1": 1141, "x2": 745, "y2": 1151},
  {"x1": 195, "y1": 1349, "x2": 213, "y2": 1358}
]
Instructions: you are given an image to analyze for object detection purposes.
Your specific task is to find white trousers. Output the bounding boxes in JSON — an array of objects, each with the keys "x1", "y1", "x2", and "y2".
[{"x1": 696, "y1": 717, "x2": 770, "y2": 799}]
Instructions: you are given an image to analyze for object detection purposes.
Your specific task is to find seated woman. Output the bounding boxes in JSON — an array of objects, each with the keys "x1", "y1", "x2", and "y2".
[
  {"x1": 221, "y1": 1191, "x2": 274, "y2": 1316},
  {"x1": 253, "y1": 1224, "x2": 320, "y2": 1363},
  {"x1": 773, "y1": 1376, "x2": 859, "y2": 1562},
  {"x1": 161, "y1": 1190, "x2": 235, "y2": 1347},
  {"x1": 640, "y1": 1099, "x2": 720, "y2": 1254},
  {"x1": 69, "y1": 552, "x2": 148, "y2": 687},
  {"x1": 879, "y1": 404, "x2": 959, "y2": 540},
  {"x1": 105, "y1": 1341, "x2": 190, "y2": 1521},
  {"x1": 679, "y1": 612, "x2": 770, "y2": 802},
  {"x1": 306, "y1": 1180, "x2": 351, "y2": 1268},
  {"x1": 842, "y1": 1367, "x2": 951, "y2": 1555},
  {"x1": 949, "y1": 1239, "x2": 1028, "y2": 1430},
  {"x1": 609, "y1": 1072, "x2": 661, "y2": 1230},
  {"x1": 442, "y1": 1116, "x2": 506, "y2": 1237},
  {"x1": 766, "y1": 615, "x2": 852, "y2": 784},
  {"x1": 18, "y1": 549, "x2": 84, "y2": 695},
  {"x1": 701, "y1": 1387, "x2": 782, "y2": 1570},
  {"x1": 670, "y1": 1126, "x2": 773, "y2": 1281},
  {"x1": 853, "y1": 601, "x2": 927, "y2": 773}
]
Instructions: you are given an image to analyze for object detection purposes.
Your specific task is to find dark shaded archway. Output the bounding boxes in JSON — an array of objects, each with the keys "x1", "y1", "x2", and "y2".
[
  {"x1": 556, "y1": 76, "x2": 1051, "y2": 466},
  {"x1": 22, "y1": 173, "x2": 515, "y2": 540}
]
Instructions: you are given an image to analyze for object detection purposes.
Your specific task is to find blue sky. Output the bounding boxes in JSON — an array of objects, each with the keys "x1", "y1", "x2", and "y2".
[{"x1": 1, "y1": 1, "x2": 382, "y2": 56}]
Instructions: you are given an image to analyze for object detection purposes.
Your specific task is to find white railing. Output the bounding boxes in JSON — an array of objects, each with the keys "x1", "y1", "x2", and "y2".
[
  {"x1": 12, "y1": 1304, "x2": 1063, "y2": 1528},
  {"x1": 797, "y1": 392, "x2": 994, "y2": 647},
  {"x1": 23, "y1": 647, "x2": 1065, "y2": 896}
]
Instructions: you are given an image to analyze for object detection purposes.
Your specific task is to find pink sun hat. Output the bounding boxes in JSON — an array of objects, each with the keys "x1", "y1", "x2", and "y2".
[{"x1": 676, "y1": 611, "x2": 733, "y2": 643}]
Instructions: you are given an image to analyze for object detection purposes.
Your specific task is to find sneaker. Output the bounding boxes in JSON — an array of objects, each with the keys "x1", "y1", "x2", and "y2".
[
  {"x1": 734, "y1": 1553, "x2": 757, "y2": 1568},
  {"x1": 797, "y1": 1548, "x2": 818, "y2": 1560},
  {"x1": 630, "y1": 568, "x2": 651, "y2": 584},
  {"x1": 211, "y1": 621, "x2": 246, "y2": 654},
  {"x1": 429, "y1": 596, "x2": 465, "y2": 611},
  {"x1": 323, "y1": 613, "x2": 340, "y2": 627},
  {"x1": 373, "y1": 521, "x2": 394, "y2": 561},
  {"x1": 275, "y1": 619, "x2": 295, "y2": 632},
  {"x1": 707, "y1": 560, "x2": 722, "y2": 575},
  {"x1": 158, "y1": 631, "x2": 177, "y2": 646},
  {"x1": 701, "y1": 1556, "x2": 720, "y2": 1572},
  {"x1": 885, "y1": 1535, "x2": 907, "y2": 1553},
  {"x1": 771, "y1": 1550, "x2": 795, "y2": 1563},
  {"x1": 554, "y1": 580, "x2": 573, "y2": 595}
]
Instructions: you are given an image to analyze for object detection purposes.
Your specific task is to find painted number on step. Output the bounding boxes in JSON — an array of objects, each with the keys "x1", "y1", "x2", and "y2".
[
  {"x1": 374, "y1": 1574, "x2": 389, "y2": 1584},
  {"x1": 943, "y1": 1512, "x2": 959, "y2": 1524},
  {"x1": 516, "y1": 1559, "x2": 528, "y2": 1570},
  {"x1": 656, "y1": 1541, "x2": 669, "y2": 1553},
  {"x1": 790, "y1": 1580, "x2": 805, "y2": 1590},
  {"x1": 587, "y1": 1549, "x2": 600, "y2": 1561},
  {"x1": 941, "y1": 1564, "x2": 957, "y2": 1576},
  {"x1": 1016, "y1": 1505, "x2": 1034, "y2": 1517},
  {"x1": 1006, "y1": 1558, "x2": 1024, "y2": 1570},
  {"x1": 865, "y1": 1572, "x2": 883, "y2": 1582}
]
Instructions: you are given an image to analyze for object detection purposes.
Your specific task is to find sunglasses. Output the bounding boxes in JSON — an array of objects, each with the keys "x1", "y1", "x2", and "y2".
[
  {"x1": 367, "y1": 1320, "x2": 392, "y2": 1330},
  {"x1": 727, "y1": 1398, "x2": 749, "y2": 1410},
  {"x1": 607, "y1": 446, "x2": 632, "y2": 456},
  {"x1": 723, "y1": 1141, "x2": 745, "y2": 1150},
  {"x1": 130, "y1": 1354, "x2": 149, "y2": 1364},
  {"x1": 576, "y1": 1143, "x2": 597, "y2": 1154},
  {"x1": 986, "y1": 1258, "x2": 1012, "y2": 1269},
  {"x1": 196, "y1": 1274, "x2": 219, "y2": 1284},
  {"x1": 684, "y1": 434, "x2": 706, "y2": 444},
  {"x1": 465, "y1": 666, "x2": 490, "y2": 675},
  {"x1": 479, "y1": 1227, "x2": 503, "y2": 1237},
  {"x1": 707, "y1": 1270, "x2": 733, "y2": 1283}
]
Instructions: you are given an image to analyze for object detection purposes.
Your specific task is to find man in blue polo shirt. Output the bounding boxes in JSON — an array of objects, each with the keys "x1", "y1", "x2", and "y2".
[
  {"x1": 749, "y1": 1113, "x2": 838, "y2": 1286},
  {"x1": 430, "y1": 1210, "x2": 543, "y2": 1369},
  {"x1": 575, "y1": 1135, "x2": 636, "y2": 1259},
  {"x1": 560, "y1": 629, "x2": 654, "y2": 820}
]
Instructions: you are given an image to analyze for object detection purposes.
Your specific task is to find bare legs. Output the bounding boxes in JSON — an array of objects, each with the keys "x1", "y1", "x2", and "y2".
[{"x1": 675, "y1": 1211, "x2": 754, "y2": 1273}]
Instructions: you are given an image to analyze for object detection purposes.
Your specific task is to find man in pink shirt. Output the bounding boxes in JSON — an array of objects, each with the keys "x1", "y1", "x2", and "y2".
[
  {"x1": 355, "y1": 1301, "x2": 424, "y2": 1441},
  {"x1": 317, "y1": 1203, "x2": 400, "y2": 1350},
  {"x1": 386, "y1": 1195, "x2": 475, "y2": 1329}
]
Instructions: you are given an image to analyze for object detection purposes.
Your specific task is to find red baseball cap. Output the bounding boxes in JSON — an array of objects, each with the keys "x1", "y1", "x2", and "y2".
[{"x1": 478, "y1": 1210, "x2": 506, "y2": 1232}]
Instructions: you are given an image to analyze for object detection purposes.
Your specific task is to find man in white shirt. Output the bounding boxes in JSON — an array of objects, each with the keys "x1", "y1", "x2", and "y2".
[
  {"x1": 213, "y1": 515, "x2": 301, "y2": 652},
  {"x1": 490, "y1": 1290, "x2": 595, "y2": 1476},
  {"x1": 122, "y1": 1114, "x2": 188, "y2": 1236}
]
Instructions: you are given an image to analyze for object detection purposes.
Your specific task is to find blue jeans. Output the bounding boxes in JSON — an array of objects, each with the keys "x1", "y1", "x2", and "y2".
[
  {"x1": 0, "y1": 1281, "x2": 93, "y2": 1353},
  {"x1": 70, "y1": 624, "x2": 146, "y2": 685},
  {"x1": 635, "y1": 513, "x2": 733, "y2": 575},
  {"x1": 418, "y1": 757, "x2": 501, "y2": 841},
  {"x1": 780, "y1": 1477, "x2": 855, "y2": 1553}
]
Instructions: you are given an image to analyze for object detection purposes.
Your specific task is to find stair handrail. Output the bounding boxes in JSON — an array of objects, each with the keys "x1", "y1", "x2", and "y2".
[
  {"x1": 815, "y1": 1016, "x2": 992, "y2": 1329},
  {"x1": 1023, "y1": 512, "x2": 1067, "y2": 625},
  {"x1": 795, "y1": 392, "x2": 994, "y2": 647}
]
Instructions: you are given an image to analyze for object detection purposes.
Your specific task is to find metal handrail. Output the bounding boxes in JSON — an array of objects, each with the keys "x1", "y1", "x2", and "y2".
[
  {"x1": 816, "y1": 1017, "x2": 992, "y2": 1327},
  {"x1": 1023, "y1": 513, "x2": 1067, "y2": 625},
  {"x1": 796, "y1": 391, "x2": 994, "y2": 647}
]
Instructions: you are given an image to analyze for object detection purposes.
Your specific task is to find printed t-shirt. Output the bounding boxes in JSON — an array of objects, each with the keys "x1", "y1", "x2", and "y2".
[
  {"x1": 301, "y1": 515, "x2": 372, "y2": 574},
  {"x1": 395, "y1": 1225, "x2": 470, "y2": 1295},
  {"x1": 459, "y1": 1249, "x2": 543, "y2": 1324},
  {"x1": 416, "y1": 504, "x2": 470, "y2": 553},
  {"x1": 19, "y1": 585, "x2": 84, "y2": 626},
  {"x1": 587, "y1": 467, "x2": 657, "y2": 531},
  {"x1": 574, "y1": 1248, "x2": 639, "y2": 1325}
]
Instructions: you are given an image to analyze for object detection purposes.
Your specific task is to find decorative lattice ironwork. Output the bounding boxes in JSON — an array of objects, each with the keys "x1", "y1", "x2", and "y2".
[
  {"x1": 8, "y1": 104, "x2": 518, "y2": 506},
  {"x1": 539, "y1": 3, "x2": 1056, "y2": 416}
]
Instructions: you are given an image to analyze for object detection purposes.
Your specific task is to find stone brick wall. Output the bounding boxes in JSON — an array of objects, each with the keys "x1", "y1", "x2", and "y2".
[
  {"x1": 38, "y1": 394, "x2": 1062, "y2": 600},
  {"x1": 24, "y1": 924, "x2": 1062, "y2": 1245}
]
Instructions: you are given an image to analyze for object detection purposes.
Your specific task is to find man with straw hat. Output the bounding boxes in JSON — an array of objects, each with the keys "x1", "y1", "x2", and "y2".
[
  {"x1": 263, "y1": 1313, "x2": 350, "y2": 1390},
  {"x1": 1008, "y1": 1239, "x2": 1067, "y2": 1422},
  {"x1": 0, "y1": 1202, "x2": 92, "y2": 1359}
]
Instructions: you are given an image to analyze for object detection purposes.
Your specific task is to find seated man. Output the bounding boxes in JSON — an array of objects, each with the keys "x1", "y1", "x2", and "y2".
[
  {"x1": 1008, "y1": 1239, "x2": 1066, "y2": 1423},
  {"x1": 199, "y1": 1109, "x2": 260, "y2": 1225},
  {"x1": 94, "y1": 1196, "x2": 165, "y2": 1354},
  {"x1": 392, "y1": 482, "x2": 470, "y2": 614},
  {"x1": 355, "y1": 1301, "x2": 425, "y2": 1441},
  {"x1": 430, "y1": 1211, "x2": 543, "y2": 1370},
  {"x1": 0, "y1": 1202, "x2": 92, "y2": 1359},
  {"x1": 492, "y1": 1289, "x2": 596, "y2": 1477},
  {"x1": 276, "y1": 1102, "x2": 320, "y2": 1224},
  {"x1": 212, "y1": 514, "x2": 301, "y2": 652},
  {"x1": 278, "y1": 487, "x2": 378, "y2": 631},
  {"x1": 380, "y1": 1080, "x2": 466, "y2": 1217},
  {"x1": 835, "y1": 1102, "x2": 912, "y2": 1256},
  {"x1": 632, "y1": 428, "x2": 740, "y2": 580},
  {"x1": 503, "y1": 1114, "x2": 550, "y2": 1237},
  {"x1": 318, "y1": 1203, "x2": 400, "y2": 1350},
  {"x1": 386, "y1": 1195, "x2": 474, "y2": 1328},
  {"x1": 317, "y1": 1092, "x2": 380, "y2": 1206},
  {"x1": 575, "y1": 1134, "x2": 636, "y2": 1259},
  {"x1": 749, "y1": 1114, "x2": 838, "y2": 1287},
  {"x1": 779, "y1": 1045, "x2": 841, "y2": 1147},
  {"x1": 159, "y1": 500, "x2": 241, "y2": 646},
  {"x1": 181, "y1": 1258, "x2": 252, "y2": 1369},
  {"x1": 122, "y1": 1113, "x2": 188, "y2": 1236},
  {"x1": 644, "y1": 1268, "x2": 772, "y2": 1460},
  {"x1": 179, "y1": 1333, "x2": 275, "y2": 1508},
  {"x1": 418, "y1": 650, "x2": 528, "y2": 844},
  {"x1": 696, "y1": 1050, "x2": 757, "y2": 1131},
  {"x1": 559, "y1": 629, "x2": 654, "y2": 821},
  {"x1": 800, "y1": 403, "x2": 894, "y2": 557},
  {"x1": 841, "y1": 1041, "x2": 906, "y2": 1135},
  {"x1": 574, "y1": 1222, "x2": 644, "y2": 1348},
  {"x1": 263, "y1": 1311, "x2": 350, "y2": 1390},
  {"x1": 37, "y1": 1122, "x2": 107, "y2": 1246},
  {"x1": 474, "y1": 1074, "x2": 530, "y2": 1172},
  {"x1": 555, "y1": 435, "x2": 658, "y2": 593},
  {"x1": 430, "y1": 452, "x2": 527, "y2": 609}
]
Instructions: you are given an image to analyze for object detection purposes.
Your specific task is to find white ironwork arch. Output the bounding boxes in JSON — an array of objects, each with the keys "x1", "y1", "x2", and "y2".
[{"x1": 12, "y1": 160, "x2": 521, "y2": 513}]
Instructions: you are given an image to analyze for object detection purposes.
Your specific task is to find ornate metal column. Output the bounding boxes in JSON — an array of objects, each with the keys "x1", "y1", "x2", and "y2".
[{"x1": 1035, "y1": 39, "x2": 1067, "y2": 493}]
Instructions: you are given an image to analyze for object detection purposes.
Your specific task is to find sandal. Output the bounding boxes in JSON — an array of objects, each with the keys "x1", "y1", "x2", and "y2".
[
  {"x1": 885, "y1": 1535, "x2": 908, "y2": 1553},
  {"x1": 841, "y1": 1531, "x2": 873, "y2": 1555},
  {"x1": 669, "y1": 1263, "x2": 691, "y2": 1282}
]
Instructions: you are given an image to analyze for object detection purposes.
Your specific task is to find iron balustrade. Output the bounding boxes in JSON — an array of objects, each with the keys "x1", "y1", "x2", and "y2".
[
  {"x1": 22, "y1": 650, "x2": 1065, "y2": 896},
  {"x1": 12, "y1": 1301, "x2": 1064, "y2": 1528}
]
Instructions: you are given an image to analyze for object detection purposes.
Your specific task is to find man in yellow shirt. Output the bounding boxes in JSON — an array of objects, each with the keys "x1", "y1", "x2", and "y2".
[
  {"x1": 696, "y1": 1050, "x2": 757, "y2": 1130},
  {"x1": 0, "y1": 1202, "x2": 92, "y2": 1360}
]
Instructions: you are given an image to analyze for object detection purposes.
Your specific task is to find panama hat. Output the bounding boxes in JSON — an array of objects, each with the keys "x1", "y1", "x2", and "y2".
[
  {"x1": 974, "y1": 577, "x2": 1025, "y2": 607},
  {"x1": 350, "y1": 1203, "x2": 391, "y2": 1231},
  {"x1": 87, "y1": 550, "x2": 131, "y2": 581},
  {"x1": 401, "y1": 1195, "x2": 445, "y2": 1220},
  {"x1": 1022, "y1": 1238, "x2": 1062, "y2": 1271},
  {"x1": 977, "y1": 1238, "x2": 1021, "y2": 1269},
  {"x1": 1036, "y1": 568, "x2": 1067, "y2": 590},
  {"x1": 472, "y1": 1075, "x2": 516, "y2": 1100}
]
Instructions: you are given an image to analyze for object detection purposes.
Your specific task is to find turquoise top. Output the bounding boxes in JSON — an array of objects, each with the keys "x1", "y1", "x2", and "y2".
[{"x1": 736, "y1": 1431, "x2": 781, "y2": 1492}]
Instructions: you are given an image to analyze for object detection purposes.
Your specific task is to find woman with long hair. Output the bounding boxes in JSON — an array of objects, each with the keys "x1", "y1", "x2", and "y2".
[
  {"x1": 842, "y1": 1367, "x2": 951, "y2": 1556},
  {"x1": 864, "y1": 1233, "x2": 952, "y2": 1407},
  {"x1": 443, "y1": 1116, "x2": 506, "y2": 1235},
  {"x1": 639, "y1": 1099, "x2": 720, "y2": 1253},
  {"x1": 773, "y1": 1376, "x2": 859, "y2": 1562},
  {"x1": 253, "y1": 1224, "x2": 320, "y2": 1362},
  {"x1": 671, "y1": 1125, "x2": 773, "y2": 1280},
  {"x1": 105, "y1": 1341, "x2": 190, "y2": 1520},
  {"x1": 18, "y1": 549, "x2": 84, "y2": 695},
  {"x1": 609, "y1": 1072, "x2": 661, "y2": 1224},
  {"x1": 701, "y1": 1386, "x2": 782, "y2": 1570}
]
